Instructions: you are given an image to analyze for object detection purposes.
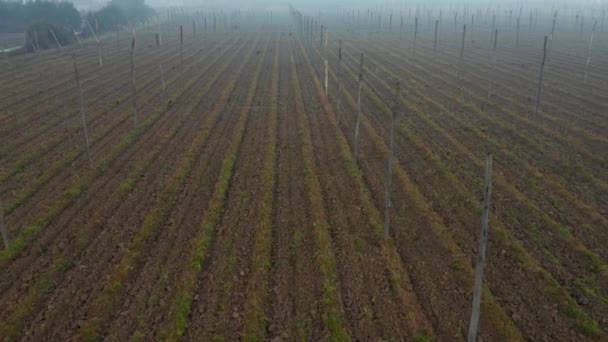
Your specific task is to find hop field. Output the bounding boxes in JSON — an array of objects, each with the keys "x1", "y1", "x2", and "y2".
[{"x1": 0, "y1": 6, "x2": 607, "y2": 341}]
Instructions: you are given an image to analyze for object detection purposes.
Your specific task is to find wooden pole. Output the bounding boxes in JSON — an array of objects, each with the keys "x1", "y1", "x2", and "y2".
[
  {"x1": 433, "y1": 19, "x2": 439, "y2": 59},
  {"x1": 491, "y1": 14, "x2": 496, "y2": 40},
  {"x1": 324, "y1": 28, "x2": 329, "y2": 97},
  {"x1": 86, "y1": 20, "x2": 102, "y2": 66},
  {"x1": 470, "y1": 14, "x2": 474, "y2": 43},
  {"x1": 354, "y1": 53, "x2": 364, "y2": 164},
  {"x1": 467, "y1": 153, "x2": 493, "y2": 342},
  {"x1": 159, "y1": 63, "x2": 167, "y2": 103},
  {"x1": 31, "y1": 28, "x2": 38, "y2": 51},
  {"x1": 516, "y1": 17, "x2": 520, "y2": 47},
  {"x1": 458, "y1": 24, "x2": 466, "y2": 80},
  {"x1": 115, "y1": 25, "x2": 121, "y2": 67},
  {"x1": 336, "y1": 39, "x2": 343, "y2": 114},
  {"x1": 72, "y1": 54, "x2": 93, "y2": 169},
  {"x1": 584, "y1": 21, "x2": 597, "y2": 84},
  {"x1": 320, "y1": 25, "x2": 323, "y2": 48},
  {"x1": 49, "y1": 27, "x2": 63, "y2": 49},
  {"x1": 95, "y1": 20, "x2": 102, "y2": 67},
  {"x1": 180, "y1": 25, "x2": 184, "y2": 67},
  {"x1": 384, "y1": 80, "x2": 400, "y2": 239},
  {"x1": 2, "y1": 44, "x2": 12, "y2": 71},
  {"x1": 73, "y1": 30, "x2": 82, "y2": 47},
  {"x1": 535, "y1": 36, "x2": 548, "y2": 116},
  {"x1": 157, "y1": 21, "x2": 162, "y2": 45},
  {"x1": 548, "y1": 11, "x2": 557, "y2": 52},
  {"x1": 413, "y1": 16, "x2": 418, "y2": 56},
  {"x1": 130, "y1": 38, "x2": 138, "y2": 127},
  {"x1": 0, "y1": 198, "x2": 8, "y2": 250},
  {"x1": 488, "y1": 29, "x2": 498, "y2": 99}
]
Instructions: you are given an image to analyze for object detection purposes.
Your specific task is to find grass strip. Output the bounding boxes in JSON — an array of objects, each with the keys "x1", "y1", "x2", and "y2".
[
  {"x1": 79, "y1": 36, "x2": 261, "y2": 341},
  {"x1": 241, "y1": 35, "x2": 280, "y2": 341},
  {"x1": 155, "y1": 35, "x2": 269, "y2": 342},
  {"x1": 288, "y1": 38, "x2": 350, "y2": 341}
]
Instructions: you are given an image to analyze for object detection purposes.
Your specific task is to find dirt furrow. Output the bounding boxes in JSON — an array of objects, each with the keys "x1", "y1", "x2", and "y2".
[
  {"x1": 321, "y1": 44, "x2": 604, "y2": 339},
  {"x1": 264, "y1": 33, "x2": 325, "y2": 341},
  {"x1": 294, "y1": 37, "x2": 436, "y2": 340},
  {"x1": 98, "y1": 35, "x2": 269, "y2": 341},
  {"x1": 25, "y1": 36, "x2": 261, "y2": 342},
  {"x1": 0, "y1": 36, "x2": 256, "y2": 341}
]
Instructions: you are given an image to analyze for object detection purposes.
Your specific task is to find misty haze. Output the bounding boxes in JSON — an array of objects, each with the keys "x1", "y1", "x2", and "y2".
[{"x1": 0, "y1": 0, "x2": 606, "y2": 340}]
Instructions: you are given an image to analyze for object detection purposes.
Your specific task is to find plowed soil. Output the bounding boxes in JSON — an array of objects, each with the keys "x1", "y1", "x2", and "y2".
[{"x1": 0, "y1": 10, "x2": 606, "y2": 341}]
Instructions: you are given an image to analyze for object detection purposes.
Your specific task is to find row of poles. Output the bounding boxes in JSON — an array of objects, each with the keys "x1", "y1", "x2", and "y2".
[
  {"x1": 1, "y1": 7, "x2": 281, "y2": 251},
  {"x1": 291, "y1": 5, "x2": 495, "y2": 342},
  {"x1": 0, "y1": 17, "x2": 165, "y2": 250},
  {"x1": 0, "y1": 7, "x2": 593, "y2": 340},
  {"x1": 333, "y1": 5, "x2": 607, "y2": 32},
  {"x1": 298, "y1": 6, "x2": 600, "y2": 114}
]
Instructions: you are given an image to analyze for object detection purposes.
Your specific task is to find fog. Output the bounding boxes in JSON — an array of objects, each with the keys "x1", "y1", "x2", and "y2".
[{"x1": 69, "y1": 0, "x2": 606, "y2": 11}]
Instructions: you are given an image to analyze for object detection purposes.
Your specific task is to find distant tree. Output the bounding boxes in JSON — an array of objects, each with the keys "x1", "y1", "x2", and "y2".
[
  {"x1": 86, "y1": 3, "x2": 126, "y2": 32},
  {"x1": 87, "y1": 0, "x2": 155, "y2": 33},
  {"x1": 0, "y1": 0, "x2": 80, "y2": 33},
  {"x1": 25, "y1": 21, "x2": 75, "y2": 51}
]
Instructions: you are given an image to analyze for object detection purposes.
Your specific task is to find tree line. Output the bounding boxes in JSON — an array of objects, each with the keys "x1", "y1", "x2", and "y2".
[{"x1": 1, "y1": 0, "x2": 155, "y2": 52}]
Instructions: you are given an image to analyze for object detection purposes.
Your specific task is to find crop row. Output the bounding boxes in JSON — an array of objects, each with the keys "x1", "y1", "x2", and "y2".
[
  {"x1": 345, "y1": 39, "x2": 608, "y2": 261},
  {"x1": 155, "y1": 35, "x2": 270, "y2": 341},
  {"x1": 0, "y1": 37, "x2": 231, "y2": 218},
  {"x1": 294, "y1": 37, "x2": 442, "y2": 340},
  {"x1": 316, "y1": 40, "x2": 603, "y2": 337},
  {"x1": 0, "y1": 35, "x2": 258, "y2": 340}
]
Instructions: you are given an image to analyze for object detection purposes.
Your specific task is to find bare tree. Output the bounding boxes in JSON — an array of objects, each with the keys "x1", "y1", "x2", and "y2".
[{"x1": 467, "y1": 154, "x2": 493, "y2": 342}]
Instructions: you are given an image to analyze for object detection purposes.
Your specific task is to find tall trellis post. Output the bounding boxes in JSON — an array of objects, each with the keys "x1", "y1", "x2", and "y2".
[
  {"x1": 384, "y1": 81, "x2": 400, "y2": 239},
  {"x1": 467, "y1": 154, "x2": 493, "y2": 342}
]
